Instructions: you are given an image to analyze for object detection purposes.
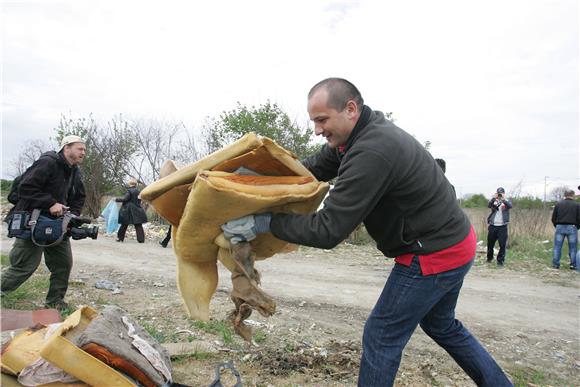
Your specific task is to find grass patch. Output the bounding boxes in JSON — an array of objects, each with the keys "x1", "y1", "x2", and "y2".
[
  {"x1": 507, "y1": 237, "x2": 553, "y2": 271},
  {"x1": 0, "y1": 271, "x2": 49, "y2": 310},
  {"x1": 191, "y1": 319, "x2": 234, "y2": 345},
  {"x1": 254, "y1": 329, "x2": 267, "y2": 343},
  {"x1": 1, "y1": 254, "x2": 9, "y2": 266},
  {"x1": 141, "y1": 321, "x2": 167, "y2": 343},
  {"x1": 509, "y1": 366, "x2": 548, "y2": 386}
]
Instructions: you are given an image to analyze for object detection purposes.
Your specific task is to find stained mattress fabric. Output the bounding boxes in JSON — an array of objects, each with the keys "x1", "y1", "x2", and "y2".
[
  {"x1": 140, "y1": 133, "x2": 329, "y2": 320},
  {"x1": 74, "y1": 305, "x2": 172, "y2": 387}
]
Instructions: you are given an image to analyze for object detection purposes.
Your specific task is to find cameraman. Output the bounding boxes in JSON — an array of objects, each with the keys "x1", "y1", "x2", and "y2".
[
  {"x1": 486, "y1": 187, "x2": 513, "y2": 266},
  {"x1": 2, "y1": 135, "x2": 86, "y2": 310}
]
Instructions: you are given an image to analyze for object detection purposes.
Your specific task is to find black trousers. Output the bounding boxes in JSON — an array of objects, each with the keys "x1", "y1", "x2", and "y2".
[
  {"x1": 160, "y1": 225, "x2": 172, "y2": 247},
  {"x1": 117, "y1": 224, "x2": 145, "y2": 243},
  {"x1": 487, "y1": 225, "x2": 508, "y2": 263}
]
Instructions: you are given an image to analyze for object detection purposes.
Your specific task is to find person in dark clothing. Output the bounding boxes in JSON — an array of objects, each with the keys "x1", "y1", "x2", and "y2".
[
  {"x1": 551, "y1": 189, "x2": 580, "y2": 269},
  {"x1": 1, "y1": 135, "x2": 86, "y2": 310},
  {"x1": 486, "y1": 187, "x2": 513, "y2": 266},
  {"x1": 160, "y1": 225, "x2": 172, "y2": 248},
  {"x1": 116, "y1": 178, "x2": 148, "y2": 243},
  {"x1": 435, "y1": 158, "x2": 446, "y2": 173},
  {"x1": 221, "y1": 78, "x2": 512, "y2": 386}
]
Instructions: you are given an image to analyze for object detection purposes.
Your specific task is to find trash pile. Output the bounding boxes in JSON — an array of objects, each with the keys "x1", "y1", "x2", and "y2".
[{"x1": 1, "y1": 306, "x2": 173, "y2": 386}]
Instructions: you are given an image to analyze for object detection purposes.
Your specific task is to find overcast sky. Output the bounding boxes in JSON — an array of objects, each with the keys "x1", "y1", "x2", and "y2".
[{"x1": 1, "y1": 0, "x2": 578, "y2": 198}]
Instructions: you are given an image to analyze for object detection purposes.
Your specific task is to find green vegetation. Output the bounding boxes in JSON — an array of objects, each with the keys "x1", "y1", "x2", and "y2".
[
  {"x1": 203, "y1": 101, "x2": 317, "y2": 159},
  {"x1": 509, "y1": 366, "x2": 548, "y2": 387},
  {"x1": 1, "y1": 255, "x2": 50, "y2": 310},
  {"x1": 461, "y1": 194, "x2": 489, "y2": 208},
  {"x1": 191, "y1": 319, "x2": 234, "y2": 345},
  {"x1": 142, "y1": 321, "x2": 168, "y2": 343},
  {"x1": 254, "y1": 329, "x2": 267, "y2": 343},
  {"x1": 1, "y1": 179, "x2": 13, "y2": 196}
]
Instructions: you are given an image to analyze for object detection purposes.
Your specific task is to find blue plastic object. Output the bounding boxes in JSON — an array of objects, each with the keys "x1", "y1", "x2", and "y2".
[{"x1": 101, "y1": 199, "x2": 120, "y2": 234}]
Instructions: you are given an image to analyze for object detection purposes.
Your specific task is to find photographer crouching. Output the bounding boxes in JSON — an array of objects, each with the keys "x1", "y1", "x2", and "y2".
[{"x1": 2, "y1": 135, "x2": 95, "y2": 311}]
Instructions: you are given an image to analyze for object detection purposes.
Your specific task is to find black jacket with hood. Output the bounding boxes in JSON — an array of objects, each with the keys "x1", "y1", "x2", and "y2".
[
  {"x1": 116, "y1": 187, "x2": 148, "y2": 225},
  {"x1": 15, "y1": 151, "x2": 85, "y2": 216},
  {"x1": 270, "y1": 106, "x2": 471, "y2": 257}
]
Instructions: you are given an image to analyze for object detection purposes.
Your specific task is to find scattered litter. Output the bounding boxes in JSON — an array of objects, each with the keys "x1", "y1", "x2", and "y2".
[
  {"x1": 94, "y1": 279, "x2": 121, "y2": 293},
  {"x1": 244, "y1": 320, "x2": 266, "y2": 328},
  {"x1": 175, "y1": 329, "x2": 196, "y2": 335},
  {"x1": 153, "y1": 282, "x2": 165, "y2": 287}
]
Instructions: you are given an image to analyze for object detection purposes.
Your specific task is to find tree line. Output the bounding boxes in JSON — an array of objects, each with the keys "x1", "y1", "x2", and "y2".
[
  {"x1": 6, "y1": 102, "x2": 315, "y2": 218},
  {"x1": 6, "y1": 101, "x2": 572, "y2": 217}
]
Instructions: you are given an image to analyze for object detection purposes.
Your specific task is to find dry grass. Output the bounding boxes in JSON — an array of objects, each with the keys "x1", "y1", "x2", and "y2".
[{"x1": 463, "y1": 208, "x2": 554, "y2": 247}]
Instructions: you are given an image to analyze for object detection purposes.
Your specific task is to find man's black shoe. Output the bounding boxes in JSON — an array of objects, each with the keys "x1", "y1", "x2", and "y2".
[
  {"x1": 159, "y1": 241, "x2": 167, "y2": 248},
  {"x1": 45, "y1": 300, "x2": 69, "y2": 311},
  {"x1": 570, "y1": 265, "x2": 577, "y2": 270},
  {"x1": 552, "y1": 265, "x2": 560, "y2": 269}
]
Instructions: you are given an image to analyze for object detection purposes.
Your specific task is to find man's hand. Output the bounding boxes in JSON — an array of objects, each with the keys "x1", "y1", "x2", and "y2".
[
  {"x1": 49, "y1": 203, "x2": 69, "y2": 216},
  {"x1": 221, "y1": 214, "x2": 272, "y2": 245}
]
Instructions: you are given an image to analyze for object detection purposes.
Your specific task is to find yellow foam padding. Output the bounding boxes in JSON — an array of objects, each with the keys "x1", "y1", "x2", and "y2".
[
  {"x1": 140, "y1": 133, "x2": 316, "y2": 226},
  {"x1": 39, "y1": 307, "x2": 135, "y2": 387},
  {"x1": 140, "y1": 133, "x2": 329, "y2": 321},
  {"x1": 1, "y1": 326, "x2": 49, "y2": 375}
]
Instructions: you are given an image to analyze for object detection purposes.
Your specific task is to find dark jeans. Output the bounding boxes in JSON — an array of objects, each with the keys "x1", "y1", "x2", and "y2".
[
  {"x1": 487, "y1": 225, "x2": 508, "y2": 263},
  {"x1": 117, "y1": 223, "x2": 145, "y2": 243},
  {"x1": 358, "y1": 256, "x2": 512, "y2": 387},
  {"x1": 1, "y1": 237, "x2": 73, "y2": 304}
]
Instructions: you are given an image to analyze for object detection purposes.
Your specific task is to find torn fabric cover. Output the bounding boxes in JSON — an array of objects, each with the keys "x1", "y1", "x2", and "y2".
[{"x1": 140, "y1": 133, "x2": 329, "y2": 321}]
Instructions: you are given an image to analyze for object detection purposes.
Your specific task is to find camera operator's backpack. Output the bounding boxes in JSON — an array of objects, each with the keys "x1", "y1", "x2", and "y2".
[{"x1": 7, "y1": 151, "x2": 59, "y2": 205}]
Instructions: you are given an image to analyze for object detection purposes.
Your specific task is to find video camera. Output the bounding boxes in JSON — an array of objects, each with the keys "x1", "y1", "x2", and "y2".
[
  {"x1": 66, "y1": 212, "x2": 99, "y2": 240},
  {"x1": 7, "y1": 209, "x2": 99, "y2": 245}
]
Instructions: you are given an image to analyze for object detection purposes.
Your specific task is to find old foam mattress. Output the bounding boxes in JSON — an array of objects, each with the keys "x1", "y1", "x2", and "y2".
[{"x1": 140, "y1": 133, "x2": 329, "y2": 320}]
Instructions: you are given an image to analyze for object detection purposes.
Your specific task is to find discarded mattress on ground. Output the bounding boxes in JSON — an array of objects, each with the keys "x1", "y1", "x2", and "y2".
[{"x1": 1, "y1": 306, "x2": 172, "y2": 386}]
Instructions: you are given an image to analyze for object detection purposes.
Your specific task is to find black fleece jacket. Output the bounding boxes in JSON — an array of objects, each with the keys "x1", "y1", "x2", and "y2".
[
  {"x1": 15, "y1": 151, "x2": 85, "y2": 216},
  {"x1": 270, "y1": 106, "x2": 471, "y2": 257},
  {"x1": 551, "y1": 198, "x2": 580, "y2": 228}
]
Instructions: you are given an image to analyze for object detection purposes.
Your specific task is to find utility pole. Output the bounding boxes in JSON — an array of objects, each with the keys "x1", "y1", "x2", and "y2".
[{"x1": 543, "y1": 176, "x2": 549, "y2": 207}]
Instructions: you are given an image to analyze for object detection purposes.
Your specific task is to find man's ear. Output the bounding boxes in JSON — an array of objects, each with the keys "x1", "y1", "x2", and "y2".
[{"x1": 345, "y1": 100, "x2": 359, "y2": 119}]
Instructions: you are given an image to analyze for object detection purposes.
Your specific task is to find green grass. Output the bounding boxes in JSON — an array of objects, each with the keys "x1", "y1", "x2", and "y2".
[
  {"x1": 1, "y1": 254, "x2": 50, "y2": 310},
  {"x1": 254, "y1": 329, "x2": 267, "y2": 343},
  {"x1": 191, "y1": 319, "x2": 234, "y2": 345},
  {"x1": 142, "y1": 321, "x2": 168, "y2": 343},
  {"x1": 509, "y1": 366, "x2": 549, "y2": 386},
  {"x1": 508, "y1": 237, "x2": 553, "y2": 270}
]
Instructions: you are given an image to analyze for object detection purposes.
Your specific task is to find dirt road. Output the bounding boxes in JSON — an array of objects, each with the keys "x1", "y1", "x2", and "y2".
[{"x1": 1, "y1": 231, "x2": 579, "y2": 385}]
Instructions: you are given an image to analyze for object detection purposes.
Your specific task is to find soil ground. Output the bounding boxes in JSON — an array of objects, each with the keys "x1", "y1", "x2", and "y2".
[{"x1": 1, "y1": 227, "x2": 579, "y2": 386}]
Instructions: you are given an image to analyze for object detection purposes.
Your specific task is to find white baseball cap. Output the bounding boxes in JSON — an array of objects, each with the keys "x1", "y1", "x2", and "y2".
[{"x1": 60, "y1": 135, "x2": 86, "y2": 150}]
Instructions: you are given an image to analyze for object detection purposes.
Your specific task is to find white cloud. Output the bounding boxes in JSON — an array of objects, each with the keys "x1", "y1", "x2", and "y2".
[{"x1": 1, "y1": 0, "x2": 578, "y2": 195}]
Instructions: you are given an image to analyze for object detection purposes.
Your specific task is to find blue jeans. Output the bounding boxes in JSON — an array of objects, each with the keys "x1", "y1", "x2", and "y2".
[
  {"x1": 552, "y1": 224, "x2": 578, "y2": 268},
  {"x1": 358, "y1": 257, "x2": 512, "y2": 387}
]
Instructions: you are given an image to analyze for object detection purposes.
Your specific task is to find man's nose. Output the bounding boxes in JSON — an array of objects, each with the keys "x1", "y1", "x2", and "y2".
[{"x1": 314, "y1": 125, "x2": 324, "y2": 136}]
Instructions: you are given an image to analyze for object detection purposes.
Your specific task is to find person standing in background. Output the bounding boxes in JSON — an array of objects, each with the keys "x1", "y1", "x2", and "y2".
[
  {"x1": 486, "y1": 187, "x2": 512, "y2": 266},
  {"x1": 551, "y1": 189, "x2": 579, "y2": 269},
  {"x1": 116, "y1": 178, "x2": 148, "y2": 243}
]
